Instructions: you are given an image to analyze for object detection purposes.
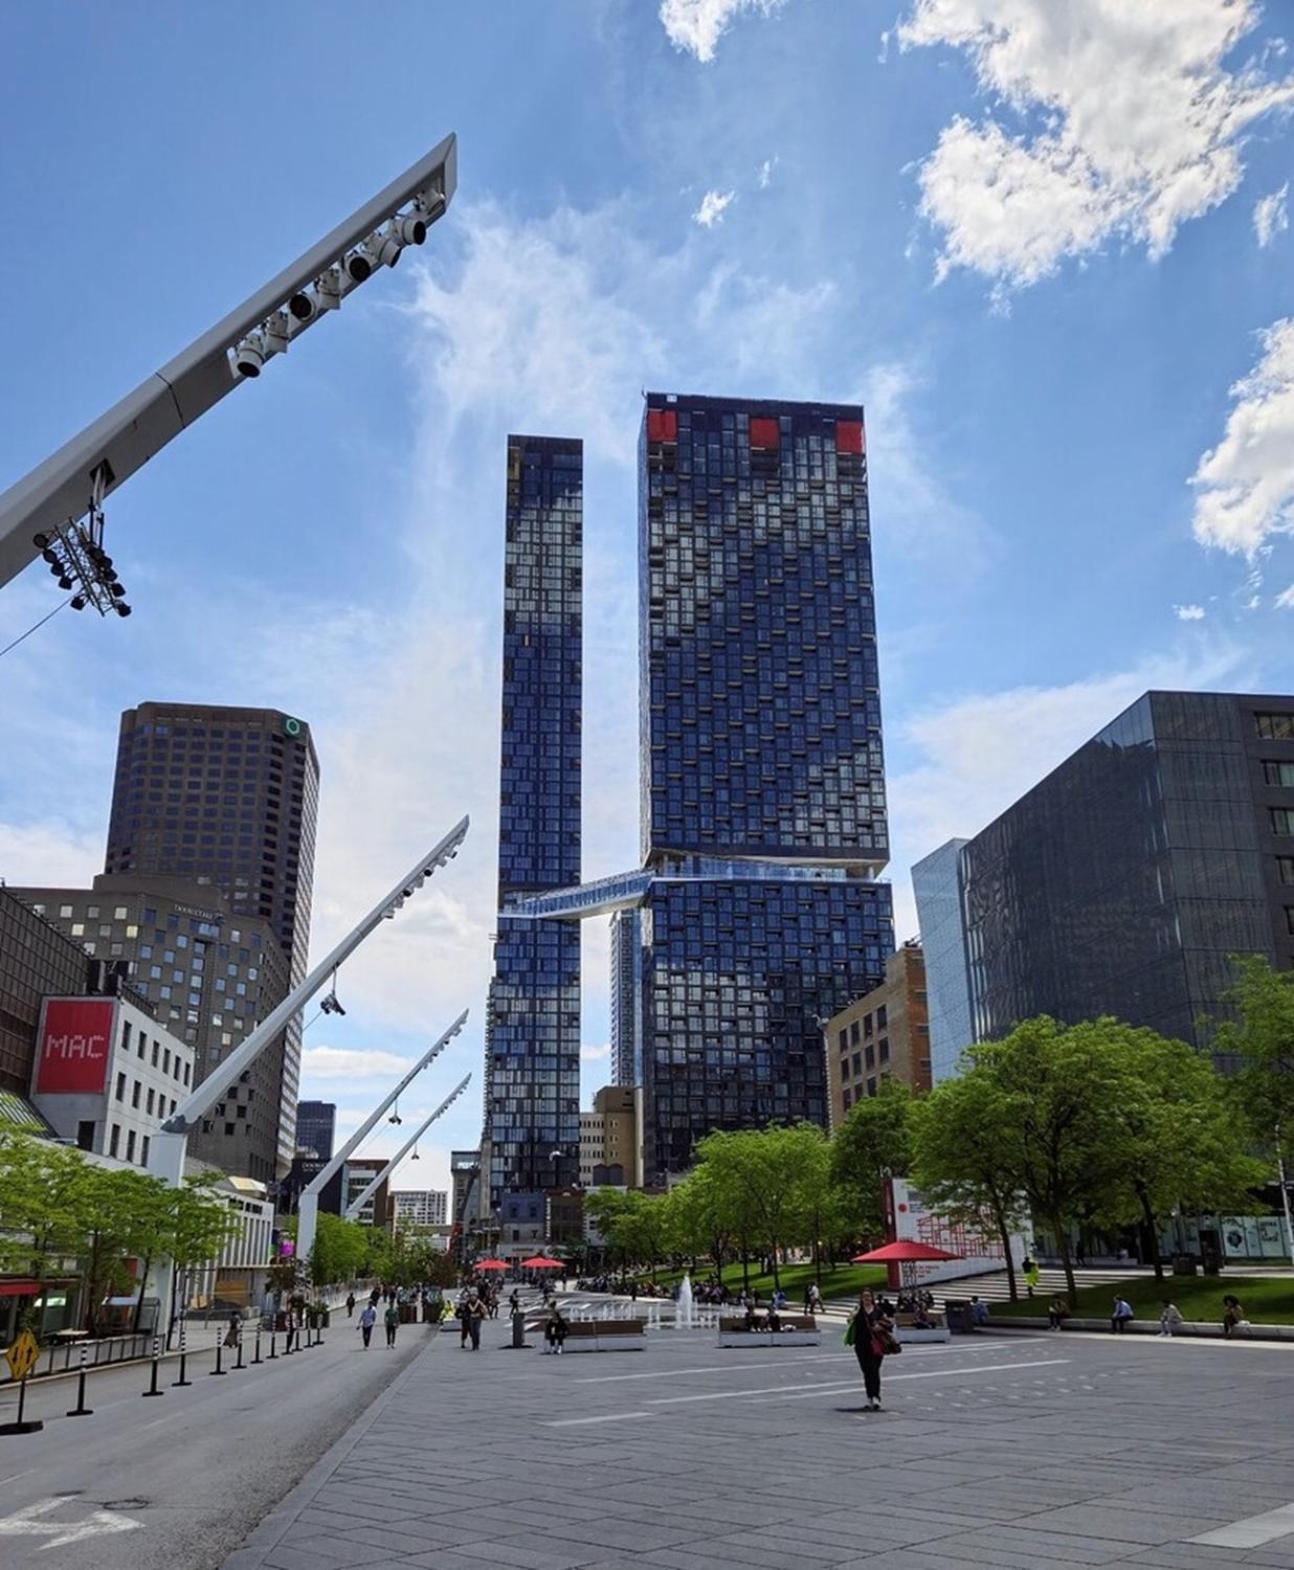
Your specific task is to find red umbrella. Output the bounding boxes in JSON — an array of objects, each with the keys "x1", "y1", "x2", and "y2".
[
  {"x1": 474, "y1": 1258, "x2": 509, "y2": 1271},
  {"x1": 851, "y1": 1240, "x2": 961, "y2": 1263},
  {"x1": 520, "y1": 1256, "x2": 564, "y2": 1269}
]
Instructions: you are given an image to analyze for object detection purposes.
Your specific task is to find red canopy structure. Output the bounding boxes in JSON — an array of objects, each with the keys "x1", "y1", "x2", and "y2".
[
  {"x1": 851, "y1": 1241, "x2": 961, "y2": 1264},
  {"x1": 474, "y1": 1258, "x2": 509, "y2": 1271},
  {"x1": 520, "y1": 1256, "x2": 564, "y2": 1270}
]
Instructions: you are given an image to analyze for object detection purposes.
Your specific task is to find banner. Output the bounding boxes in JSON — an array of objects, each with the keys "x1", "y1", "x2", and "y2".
[
  {"x1": 888, "y1": 1176, "x2": 1029, "y2": 1284},
  {"x1": 35, "y1": 999, "x2": 115, "y2": 1094}
]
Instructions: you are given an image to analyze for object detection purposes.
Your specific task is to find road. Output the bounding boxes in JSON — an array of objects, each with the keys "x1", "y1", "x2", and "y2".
[{"x1": 0, "y1": 1313, "x2": 436, "y2": 1570}]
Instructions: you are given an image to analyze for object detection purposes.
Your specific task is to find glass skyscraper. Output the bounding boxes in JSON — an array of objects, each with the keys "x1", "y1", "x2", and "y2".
[
  {"x1": 911, "y1": 838, "x2": 973, "y2": 1083},
  {"x1": 482, "y1": 436, "x2": 583, "y2": 1210},
  {"x1": 634, "y1": 394, "x2": 893, "y2": 1178}
]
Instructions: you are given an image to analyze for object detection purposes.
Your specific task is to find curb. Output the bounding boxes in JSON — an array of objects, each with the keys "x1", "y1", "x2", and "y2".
[
  {"x1": 985, "y1": 1315, "x2": 1294, "y2": 1343},
  {"x1": 220, "y1": 1326, "x2": 440, "y2": 1570}
]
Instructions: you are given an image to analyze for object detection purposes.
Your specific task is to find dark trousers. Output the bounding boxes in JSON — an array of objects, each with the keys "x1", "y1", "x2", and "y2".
[
  {"x1": 1111, "y1": 1318, "x2": 1127, "y2": 1334},
  {"x1": 470, "y1": 1319, "x2": 482, "y2": 1349},
  {"x1": 385, "y1": 1325, "x2": 396, "y2": 1347},
  {"x1": 856, "y1": 1347, "x2": 882, "y2": 1401},
  {"x1": 361, "y1": 1326, "x2": 373, "y2": 1347},
  {"x1": 460, "y1": 1319, "x2": 471, "y2": 1346}
]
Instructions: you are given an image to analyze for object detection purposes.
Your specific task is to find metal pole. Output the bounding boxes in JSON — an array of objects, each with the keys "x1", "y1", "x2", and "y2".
[
  {"x1": 343, "y1": 1075, "x2": 472, "y2": 1221},
  {"x1": 268, "y1": 1326, "x2": 278, "y2": 1360},
  {"x1": 251, "y1": 1327, "x2": 262, "y2": 1366},
  {"x1": 210, "y1": 1329, "x2": 226, "y2": 1376},
  {"x1": 172, "y1": 1321, "x2": 191, "y2": 1387},
  {"x1": 142, "y1": 1338, "x2": 164, "y2": 1397},
  {"x1": 66, "y1": 1345, "x2": 93, "y2": 1416},
  {"x1": 233, "y1": 1328, "x2": 245, "y2": 1371}
]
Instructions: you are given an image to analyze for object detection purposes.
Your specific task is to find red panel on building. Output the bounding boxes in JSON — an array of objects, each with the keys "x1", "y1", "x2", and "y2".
[
  {"x1": 749, "y1": 417, "x2": 780, "y2": 450},
  {"x1": 646, "y1": 409, "x2": 677, "y2": 443},
  {"x1": 35, "y1": 999, "x2": 115, "y2": 1094},
  {"x1": 836, "y1": 420, "x2": 865, "y2": 455}
]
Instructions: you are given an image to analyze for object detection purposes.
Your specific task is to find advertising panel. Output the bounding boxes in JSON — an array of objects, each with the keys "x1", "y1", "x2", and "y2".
[
  {"x1": 35, "y1": 999, "x2": 115, "y2": 1094},
  {"x1": 887, "y1": 1176, "x2": 1030, "y2": 1284}
]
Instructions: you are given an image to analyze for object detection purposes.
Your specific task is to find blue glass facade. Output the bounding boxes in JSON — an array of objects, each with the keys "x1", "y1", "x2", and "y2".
[
  {"x1": 609, "y1": 908, "x2": 643, "y2": 1089},
  {"x1": 484, "y1": 436, "x2": 583, "y2": 1208},
  {"x1": 911, "y1": 839, "x2": 973, "y2": 1083},
  {"x1": 637, "y1": 394, "x2": 893, "y2": 1179}
]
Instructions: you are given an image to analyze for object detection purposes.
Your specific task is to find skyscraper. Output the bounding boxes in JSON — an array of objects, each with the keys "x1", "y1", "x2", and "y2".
[
  {"x1": 295, "y1": 1099, "x2": 336, "y2": 1161},
  {"x1": 482, "y1": 436, "x2": 583, "y2": 1211},
  {"x1": 102, "y1": 703, "x2": 319, "y2": 1170},
  {"x1": 633, "y1": 393, "x2": 893, "y2": 1177}
]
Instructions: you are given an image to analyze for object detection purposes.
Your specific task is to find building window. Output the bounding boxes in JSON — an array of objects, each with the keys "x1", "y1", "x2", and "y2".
[
  {"x1": 1286, "y1": 907, "x2": 1294, "y2": 937},
  {"x1": 852, "y1": 1052, "x2": 862, "y2": 1077},
  {"x1": 1279, "y1": 857, "x2": 1294, "y2": 885},
  {"x1": 837, "y1": 1029, "x2": 847, "y2": 1051},
  {"x1": 1264, "y1": 760, "x2": 1294, "y2": 787},
  {"x1": 115, "y1": 1072, "x2": 126, "y2": 1102},
  {"x1": 132, "y1": 1081, "x2": 141, "y2": 1109},
  {"x1": 849, "y1": 1020, "x2": 861, "y2": 1045},
  {"x1": 842, "y1": 1087, "x2": 852, "y2": 1110},
  {"x1": 1256, "y1": 712, "x2": 1294, "y2": 740},
  {"x1": 1272, "y1": 808, "x2": 1294, "y2": 836},
  {"x1": 141, "y1": 1136, "x2": 150, "y2": 1165},
  {"x1": 109, "y1": 1124, "x2": 120, "y2": 1158},
  {"x1": 126, "y1": 1129, "x2": 137, "y2": 1163},
  {"x1": 839, "y1": 1058, "x2": 849, "y2": 1081},
  {"x1": 77, "y1": 1120, "x2": 95, "y2": 1152},
  {"x1": 866, "y1": 1076, "x2": 877, "y2": 1096},
  {"x1": 879, "y1": 1038, "x2": 890, "y2": 1064},
  {"x1": 146, "y1": 1088, "x2": 155, "y2": 1114},
  {"x1": 865, "y1": 1044, "x2": 875, "y2": 1069}
]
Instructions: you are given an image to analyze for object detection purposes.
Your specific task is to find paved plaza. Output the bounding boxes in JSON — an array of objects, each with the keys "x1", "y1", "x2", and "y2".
[{"x1": 222, "y1": 1316, "x2": 1294, "y2": 1570}]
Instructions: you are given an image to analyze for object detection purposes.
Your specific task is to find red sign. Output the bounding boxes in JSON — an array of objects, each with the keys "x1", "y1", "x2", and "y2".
[{"x1": 36, "y1": 1000, "x2": 115, "y2": 1094}]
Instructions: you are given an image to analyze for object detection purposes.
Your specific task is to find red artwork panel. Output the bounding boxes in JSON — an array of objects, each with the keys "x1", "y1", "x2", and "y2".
[
  {"x1": 836, "y1": 420, "x2": 865, "y2": 455},
  {"x1": 646, "y1": 409, "x2": 678, "y2": 443},
  {"x1": 36, "y1": 999, "x2": 115, "y2": 1094},
  {"x1": 749, "y1": 416, "x2": 780, "y2": 449}
]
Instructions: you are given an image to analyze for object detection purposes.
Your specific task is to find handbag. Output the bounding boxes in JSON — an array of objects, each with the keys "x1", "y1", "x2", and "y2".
[{"x1": 843, "y1": 1315, "x2": 858, "y2": 1347}]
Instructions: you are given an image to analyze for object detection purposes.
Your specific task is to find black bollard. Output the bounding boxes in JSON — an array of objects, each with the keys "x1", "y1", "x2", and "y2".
[
  {"x1": 142, "y1": 1338, "x2": 164, "y2": 1398},
  {"x1": 66, "y1": 1345, "x2": 93, "y2": 1417},
  {"x1": 173, "y1": 1321, "x2": 191, "y2": 1387},
  {"x1": 210, "y1": 1330, "x2": 227, "y2": 1376},
  {"x1": 233, "y1": 1332, "x2": 245, "y2": 1372},
  {"x1": 0, "y1": 1372, "x2": 42, "y2": 1435},
  {"x1": 251, "y1": 1328, "x2": 262, "y2": 1366},
  {"x1": 268, "y1": 1327, "x2": 278, "y2": 1360}
]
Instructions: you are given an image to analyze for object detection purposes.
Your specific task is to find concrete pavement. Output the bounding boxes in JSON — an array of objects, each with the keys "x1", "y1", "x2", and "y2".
[
  {"x1": 0, "y1": 1311, "x2": 437, "y2": 1570},
  {"x1": 216, "y1": 1304, "x2": 1294, "y2": 1569}
]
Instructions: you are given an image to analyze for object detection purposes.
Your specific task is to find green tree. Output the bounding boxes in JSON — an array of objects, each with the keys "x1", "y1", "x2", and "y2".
[
  {"x1": 664, "y1": 1164, "x2": 738, "y2": 1277},
  {"x1": 694, "y1": 1125, "x2": 823, "y2": 1288},
  {"x1": 156, "y1": 1177, "x2": 239, "y2": 1337},
  {"x1": 830, "y1": 1081, "x2": 913, "y2": 1238},
  {"x1": 910, "y1": 1070, "x2": 1027, "y2": 1301},
  {"x1": 1209, "y1": 955, "x2": 1294, "y2": 1258}
]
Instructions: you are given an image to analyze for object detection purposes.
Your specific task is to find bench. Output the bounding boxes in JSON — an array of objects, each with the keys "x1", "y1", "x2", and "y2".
[
  {"x1": 893, "y1": 1311, "x2": 950, "y2": 1345},
  {"x1": 544, "y1": 1318, "x2": 646, "y2": 1353},
  {"x1": 717, "y1": 1313, "x2": 820, "y2": 1348}
]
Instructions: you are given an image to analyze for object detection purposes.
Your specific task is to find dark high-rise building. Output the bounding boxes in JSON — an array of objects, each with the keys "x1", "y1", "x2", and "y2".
[
  {"x1": 296, "y1": 1099, "x2": 336, "y2": 1161},
  {"x1": 0, "y1": 887, "x2": 97, "y2": 1095},
  {"x1": 482, "y1": 436, "x2": 583, "y2": 1210},
  {"x1": 609, "y1": 908, "x2": 643, "y2": 1088},
  {"x1": 101, "y1": 703, "x2": 319, "y2": 1170},
  {"x1": 633, "y1": 393, "x2": 893, "y2": 1177},
  {"x1": 917, "y1": 691, "x2": 1294, "y2": 1067}
]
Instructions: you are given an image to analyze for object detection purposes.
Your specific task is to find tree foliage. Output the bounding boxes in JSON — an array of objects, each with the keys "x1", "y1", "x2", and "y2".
[{"x1": 830, "y1": 1080, "x2": 913, "y2": 1237}]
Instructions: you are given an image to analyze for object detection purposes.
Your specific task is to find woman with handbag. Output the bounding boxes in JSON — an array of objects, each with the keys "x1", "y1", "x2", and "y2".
[{"x1": 848, "y1": 1288, "x2": 896, "y2": 1411}]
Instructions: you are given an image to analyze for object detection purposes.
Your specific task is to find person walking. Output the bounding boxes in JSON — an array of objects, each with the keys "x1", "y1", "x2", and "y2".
[
  {"x1": 384, "y1": 1301, "x2": 399, "y2": 1348},
  {"x1": 848, "y1": 1288, "x2": 895, "y2": 1412},
  {"x1": 458, "y1": 1291, "x2": 473, "y2": 1349},
  {"x1": 1158, "y1": 1299, "x2": 1184, "y2": 1337},
  {"x1": 359, "y1": 1302, "x2": 377, "y2": 1349},
  {"x1": 544, "y1": 1304, "x2": 569, "y2": 1354},
  {"x1": 466, "y1": 1289, "x2": 486, "y2": 1351},
  {"x1": 1110, "y1": 1296, "x2": 1134, "y2": 1334},
  {"x1": 223, "y1": 1310, "x2": 241, "y2": 1351},
  {"x1": 1022, "y1": 1255, "x2": 1040, "y2": 1297},
  {"x1": 345, "y1": 1292, "x2": 356, "y2": 1319}
]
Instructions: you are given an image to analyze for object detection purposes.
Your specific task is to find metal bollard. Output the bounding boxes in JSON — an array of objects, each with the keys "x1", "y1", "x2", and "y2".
[
  {"x1": 251, "y1": 1328, "x2": 263, "y2": 1366},
  {"x1": 173, "y1": 1323, "x2": 191, "y2": 1387},
  {"x1": 233, "y1": 1330, "x2": 245, "y2": 1371},
  {"x1": 210, "y1": 1330, "x2": 227, "y2": 1376},
  {"x1": 268, "y1": 1327, "x2": 278, "y2": 1360},
  {"x1": 142, "y1": 1337, "x2": 164, "y2": 1397},
  {"x1": 67, "y1": 1344, "x2": 93, "y2": 1416}
]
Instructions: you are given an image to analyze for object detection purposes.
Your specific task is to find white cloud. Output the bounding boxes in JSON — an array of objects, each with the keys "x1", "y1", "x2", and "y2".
[
  {"x1": 1276, "y1": 583, "x2": 1294, "y2": 609},
  {"x1": 693, "y1": 189, "x2": 736, "y2": 227},
  {"x1": 580, "y1": 1042, "x2": 611, "y2": 1063},
  {"x1": 757, "y1": 157, "x2": 778, "y2": 188},
  {"x1": 1254, "y1": 182, "x2": 1290, "y2": 248},
  {"x1": 660, "y1": 0, "x2": 786, "y2": 63},
  {"x1": 899, "y1": 0, "x2": 1294, "y2": 292},
  {"x1": 1174, "y1": 603, "x2": 1206, "y2": 621},
  {"x1": 0, "y1": 819, "x2": 103, "y2": 887},
  {"x1": 300, "y1": 1046, "x2": 414, "y2": 1080},
  {"x1": 1192, "y1": 317, "x2": 1294, "y2": 557}
]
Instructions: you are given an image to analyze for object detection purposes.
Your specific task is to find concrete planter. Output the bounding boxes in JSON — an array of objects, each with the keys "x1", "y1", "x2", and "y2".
[{"x1": 986, "y1": 1314, "x2": 1294, "y2": 1342}]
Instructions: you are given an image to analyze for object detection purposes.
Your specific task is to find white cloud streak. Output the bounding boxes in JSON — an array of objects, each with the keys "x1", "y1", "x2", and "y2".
[
  {"x1": 1174, "y1": 603, "x2": 1206, "y2": 621},
  {"x1": 1254, "y1": 182, "x2": 1290, "y2": 248},
  {"x1": 898, "y1": 0, "x2": 1294, "y2": 293},
  {"x1": 301, "y1": 1045, "x2": 415, "y2": 1080},
  {"x1": 1276, "y1": 583, "x2": 1294, "y2": 609},
  {"x1": 693, "y1": 189, "x2": 736, "y2": 227},
  {"x1": 659, "y1": 0, "x2": 786, "y2": 63},
  {"x1": 1192, "y1": 317, "x2": 1294, "y2": 557}
]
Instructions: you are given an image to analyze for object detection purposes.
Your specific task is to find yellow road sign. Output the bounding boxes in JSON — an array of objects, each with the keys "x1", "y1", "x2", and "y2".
[{"x1": 5, "y1": 1329, "x2": 39, "y2": 1382}]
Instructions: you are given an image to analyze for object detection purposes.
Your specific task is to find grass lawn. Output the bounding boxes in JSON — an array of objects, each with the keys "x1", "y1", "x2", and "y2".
[
  {"x1": 992, "y1": 1273, "x2": 1294, "y2": 1326},
  {"x1": 649, "y1": 1259, "x2": 887, "y2": 1301}
]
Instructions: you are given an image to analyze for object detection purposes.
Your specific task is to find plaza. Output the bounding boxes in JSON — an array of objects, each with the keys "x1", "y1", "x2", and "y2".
[{"x1": 215, "y1": 1316, "x2": 1294, "y2": 1570}]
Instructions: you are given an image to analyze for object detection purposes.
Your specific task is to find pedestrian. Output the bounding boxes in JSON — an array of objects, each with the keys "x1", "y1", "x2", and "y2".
[
  {"x1": 544, "y1": 1304, "x2": 569, "y2": 1354},
  {"x1": 1158, "y1": 1299, "x2": 1183, "y2": 1337},
  {"x1": 458, "y1": 1292, "x2": 473, "y2": 1349},
  {"x1": 969, "y1": 1295, "x2": 989, "y2": 1327},
  {"x1": 223, "y1": 1310, "x2": 241, "y2": 1350},
  {"x1": 345, "y1": 1292, "x2": 356, "y2": 1319},
  {"x1": 359, "y1": 1302, "x2": 377, "y2": 1349},
  {"x1": 847, "y1": 1288, "x2": 896, "y2": 1412},
  {"x1": 1022, "y1": 1255, "x2": 1040, "y2": 1297},
  {"x1": 384, "y1": 1301, "x2": 399, "y2": 1348},
  {"x1": 508, "y1": 1287, "x2": 521, "y2": 1316},
  {"x1": 1047, "y1": 1296, "x2": 1068, "y2": 1331},
  {"x1": 1110, "y1": 1296, "x2": 1134, "y2": 1334},
  {"x1": 1222, "y1": 1295, "x2": 1247, "y2": 1338},
  {"x1": 466, "y1": 1289, "x2": 486, "y2": 1351}
]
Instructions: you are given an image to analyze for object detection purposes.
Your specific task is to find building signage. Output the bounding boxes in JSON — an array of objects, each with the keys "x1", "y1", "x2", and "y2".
[{"x1": 35, "y1": 1000, "x2": 115, "y2": 1094}]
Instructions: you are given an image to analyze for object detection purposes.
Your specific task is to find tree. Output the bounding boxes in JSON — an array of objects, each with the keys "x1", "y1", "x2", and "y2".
[
  {"x1": 790, "y1": 1129, "x2": 851, "y2": 1286},
  {"x1": 1209, "y1": 955, "x2": 1294, "y2": 1258},
  {"x1": 664, "y1": 1163, "x2": 738, "y2": 1278},
  {"x1": 830, "y1": 1081, "x2": 913, "y2": 1238},
  {"x1": 156, "y1": 1177, "x2": 239, "y2": 1337},
  {"x1": 910, "y1": 1070, "x2": 1027, "y2": 1302},
  {"x1": 693, "y1": 1125, "x2": 823, "y2": 1288}
]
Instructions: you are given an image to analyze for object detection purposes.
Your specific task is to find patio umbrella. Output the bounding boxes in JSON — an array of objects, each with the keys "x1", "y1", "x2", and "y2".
[
  {"x1": 474, "y1": 1259, "x2": 509, "y2": 1271},
  {"x1": 520, "y1": 1256, "x2": 564, "y2": 1269},
  {"x1": 850, "y1": 1241, "x2": 961, "y2": 1263}
]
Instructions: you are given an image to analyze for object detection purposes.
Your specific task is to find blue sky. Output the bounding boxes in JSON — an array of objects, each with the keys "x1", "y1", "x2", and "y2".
[{"x1": 2, "y1": 0, "x2": 1293, "y2": 1199}]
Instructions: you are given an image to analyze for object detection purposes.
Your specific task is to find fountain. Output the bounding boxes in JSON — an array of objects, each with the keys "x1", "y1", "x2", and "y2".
[{"x1": 676, "y1": 1273, "x2": 695, "y2": 1330}]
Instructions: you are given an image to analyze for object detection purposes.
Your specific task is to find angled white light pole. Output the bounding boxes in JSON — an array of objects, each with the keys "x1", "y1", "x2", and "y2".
[
  {"x1": 297, "y1": 1016, "x2": 468, "y2": 1260},
  {"x1": 147, "y1": 814, "x2": 470, "y2": 1195},
  {"x1": 0, "y1": 133, "x2": 457, "y2": 596},
  {"x1": 345, "y1": 1073, "x2": 472, "y2": 1222}
]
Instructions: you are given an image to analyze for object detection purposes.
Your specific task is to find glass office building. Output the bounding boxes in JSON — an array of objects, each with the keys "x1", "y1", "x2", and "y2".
[
  {"x1": 483, "y1": 436, "x2": 583, "y2": 1209},
  {"x1": 635, "y1": 394, "x2": 893, "y2": 1179},
  {"x1": 927, "y1": 691, "x2": 1294, "y2": 1058},
  {"x1": 911, "y1": 839, "x2": 973, "y2": 1083}
]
